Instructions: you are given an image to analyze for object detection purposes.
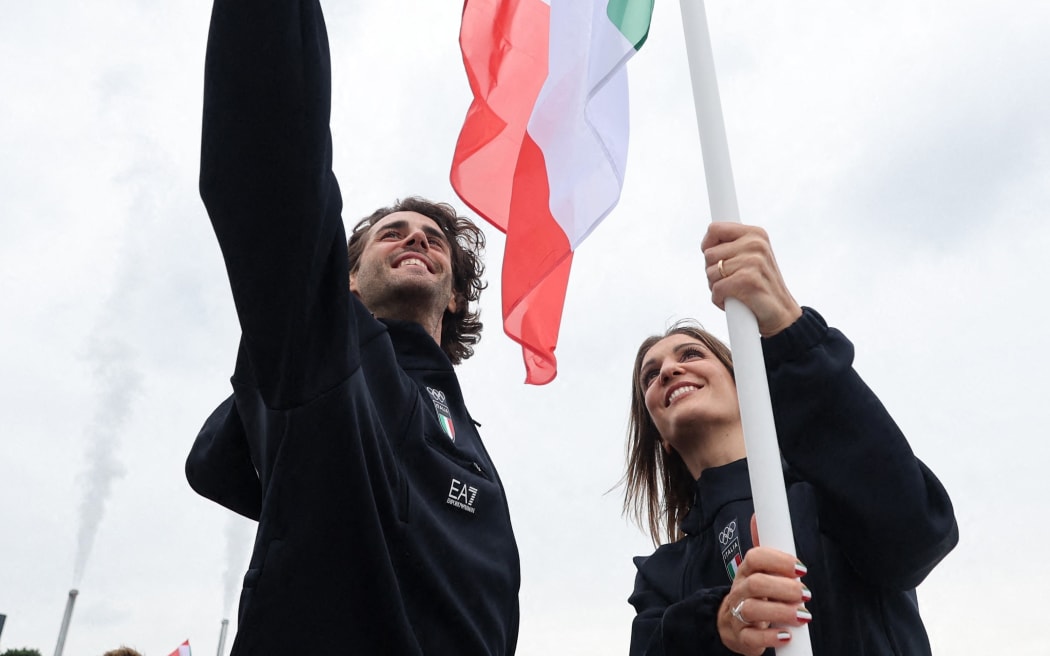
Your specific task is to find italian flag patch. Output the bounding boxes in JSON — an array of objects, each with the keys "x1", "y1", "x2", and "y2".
[{"x1": 722, "y1": 542, "x2": 743, "y2": 581}]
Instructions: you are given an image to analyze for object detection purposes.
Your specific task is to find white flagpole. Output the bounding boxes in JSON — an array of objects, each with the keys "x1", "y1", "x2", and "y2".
[{"x1": 677, "y1": 1, "x2": 812, "y2": 653}]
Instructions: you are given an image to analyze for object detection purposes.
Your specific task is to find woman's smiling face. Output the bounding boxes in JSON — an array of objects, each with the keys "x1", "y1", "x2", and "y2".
[{"x1": 638, "y1": 333, "x2": 740, "y2": 452}]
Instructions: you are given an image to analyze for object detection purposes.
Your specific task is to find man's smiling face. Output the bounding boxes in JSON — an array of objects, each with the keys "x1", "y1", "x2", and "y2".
[{"x1": 349, "y1": 210, "x2": 458, "y2": 323}]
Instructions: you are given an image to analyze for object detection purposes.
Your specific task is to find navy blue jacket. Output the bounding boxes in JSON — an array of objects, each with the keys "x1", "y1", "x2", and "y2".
[
  {"x1": 629, "y1": 309, "x2": 958, "y2": 655},
  {"x1": 185, "y1": 1, "x2": 519, "y2": 653}
]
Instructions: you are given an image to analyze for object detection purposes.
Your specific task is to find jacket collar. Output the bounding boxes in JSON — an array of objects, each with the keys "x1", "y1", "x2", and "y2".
[
  {"x1": 381, "y1": 319, "x2": 454, "y2": 372},
  {"x1": 680, "y1": 458, "x2": 751, "y2": 535}
]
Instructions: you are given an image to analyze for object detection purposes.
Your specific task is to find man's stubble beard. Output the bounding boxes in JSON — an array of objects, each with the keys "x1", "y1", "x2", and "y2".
[{"x1": 356, "y1": 271, "x2": 453, "y2": 330}]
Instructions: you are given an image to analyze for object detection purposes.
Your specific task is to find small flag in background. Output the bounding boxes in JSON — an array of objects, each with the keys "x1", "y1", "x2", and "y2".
[
  {"x1": 452, "y1": 0, "x2": 653, "y2": 384},
  {"x1": 168, "y1": 640, "x2": 192, "y2": 656}
]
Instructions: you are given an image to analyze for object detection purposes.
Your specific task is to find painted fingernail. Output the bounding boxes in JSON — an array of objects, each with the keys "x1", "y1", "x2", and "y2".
[
  {"x1": 796, "y1": 607, "x2": 812, "y2": 624},
  {"x1": 801, "y1": 585, "x2": 812, "y2": 602},
  {"x1": 777, "y1": 631, "x2": 792, "y2": 642},
  {"x1": 795, "y1": 560, "x2": 808, "y2": 577}
]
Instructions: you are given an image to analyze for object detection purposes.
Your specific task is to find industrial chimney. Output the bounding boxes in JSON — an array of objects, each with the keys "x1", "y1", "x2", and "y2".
[
  {"x1": 215, "y1": 617, "x2": 230, "y2": 656},
  {"x1": 53, "y1": 589, "x2": 78, "y2": 656}
]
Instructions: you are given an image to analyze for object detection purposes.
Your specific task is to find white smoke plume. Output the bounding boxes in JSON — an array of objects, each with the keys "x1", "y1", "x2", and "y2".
[
  {"x1": 72, "y1": 334, "x2": 141, "y2": 587},
  {"x1": 223, "y1": 514, "x2": 253, "y2": 618},
  {"x1": 68, "y1": 143, "x2": 153, "y2": 588}
]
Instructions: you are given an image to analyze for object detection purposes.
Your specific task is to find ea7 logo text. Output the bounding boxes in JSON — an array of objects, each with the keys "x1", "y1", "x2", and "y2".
[{"x1": 447, "y1": 478, "x2": 478, "y2": 514}]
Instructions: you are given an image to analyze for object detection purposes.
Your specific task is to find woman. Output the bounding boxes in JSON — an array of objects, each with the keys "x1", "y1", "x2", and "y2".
[{"x1": 624, "y1": 222, "x2": 957, "y2": 655}]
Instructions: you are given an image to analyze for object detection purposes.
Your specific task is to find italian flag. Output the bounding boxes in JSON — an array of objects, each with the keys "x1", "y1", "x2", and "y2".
[
  {"x1": 168, "y1": 640, "x2": 192, "y2": 656},
  {"x1": 451, "y1": 0, "x2": 653, "y2": 384}
]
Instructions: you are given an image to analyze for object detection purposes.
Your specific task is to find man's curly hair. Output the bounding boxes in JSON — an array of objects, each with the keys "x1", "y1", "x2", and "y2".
[{"x1": 347, "y1": 197, "x2": 487, "y2": 364}]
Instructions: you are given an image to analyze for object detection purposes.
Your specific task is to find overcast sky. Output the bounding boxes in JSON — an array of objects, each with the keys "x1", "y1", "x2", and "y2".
[{"x1": 2, "y1": 1, "x2": 1048, "y2": 654}]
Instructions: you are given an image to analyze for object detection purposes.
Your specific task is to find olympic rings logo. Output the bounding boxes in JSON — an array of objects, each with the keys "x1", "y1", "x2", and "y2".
[{"x1": 718, "y1": 520, "x2": 737, "y2": 546}]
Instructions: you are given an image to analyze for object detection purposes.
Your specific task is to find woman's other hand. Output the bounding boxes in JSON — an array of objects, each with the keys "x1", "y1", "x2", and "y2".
[{"x1": 716, "y1": 514, "x2": 812, "y2": 655}]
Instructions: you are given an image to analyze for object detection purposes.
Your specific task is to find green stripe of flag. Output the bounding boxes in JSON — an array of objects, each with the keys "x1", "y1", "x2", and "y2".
[{"x1": 606, "y1": 0, "x2": 654, "y2": 51}]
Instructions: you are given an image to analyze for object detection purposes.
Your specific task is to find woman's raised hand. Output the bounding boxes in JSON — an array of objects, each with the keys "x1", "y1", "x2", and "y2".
[{"x1": 701, "y1": 222, "x2": 802, "y2": 337}]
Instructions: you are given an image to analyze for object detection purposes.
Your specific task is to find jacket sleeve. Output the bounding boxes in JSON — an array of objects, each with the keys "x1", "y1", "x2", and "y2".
[
  {"x1": 764, "y1": 308, "x2": 958, "y2": 590},
  {"x1": 199, "y1": 0, "x2": 352, "y2": 409},
  {"x1": 628, "y1": 560, "x2": 737, "y2": 656},
  {"x1": 185, "y1": 394, "x2": 262, "y2": 521}
]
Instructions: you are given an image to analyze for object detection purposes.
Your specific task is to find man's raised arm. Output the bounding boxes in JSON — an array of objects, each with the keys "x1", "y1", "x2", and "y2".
[{"x1": 199, "y1": 0, "x2": 350, "y2": 406}]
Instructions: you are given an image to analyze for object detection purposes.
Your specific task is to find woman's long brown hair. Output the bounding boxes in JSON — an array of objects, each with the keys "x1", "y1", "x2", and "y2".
[{"x1": 622, "y1": 321, "x2": 735, "y2": 545}]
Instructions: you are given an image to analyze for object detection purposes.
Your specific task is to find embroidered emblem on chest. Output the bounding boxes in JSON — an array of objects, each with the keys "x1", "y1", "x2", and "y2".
[
  {"x1": 718, "y1": 518, "x2": 743, "y2": 581},
  {"x1": 427, "y1": 386, "x2": 456, "y2": 442}
]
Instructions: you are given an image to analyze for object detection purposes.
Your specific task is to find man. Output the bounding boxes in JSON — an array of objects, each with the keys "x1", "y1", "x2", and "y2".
[{"x1": 184, "y1": 1, "x2": 520, "y2": 654}]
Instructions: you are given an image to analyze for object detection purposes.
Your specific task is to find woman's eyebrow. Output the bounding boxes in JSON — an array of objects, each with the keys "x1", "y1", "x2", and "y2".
[{"x1": 673, "y1": 342, "x2": 706, "y2": 353}]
